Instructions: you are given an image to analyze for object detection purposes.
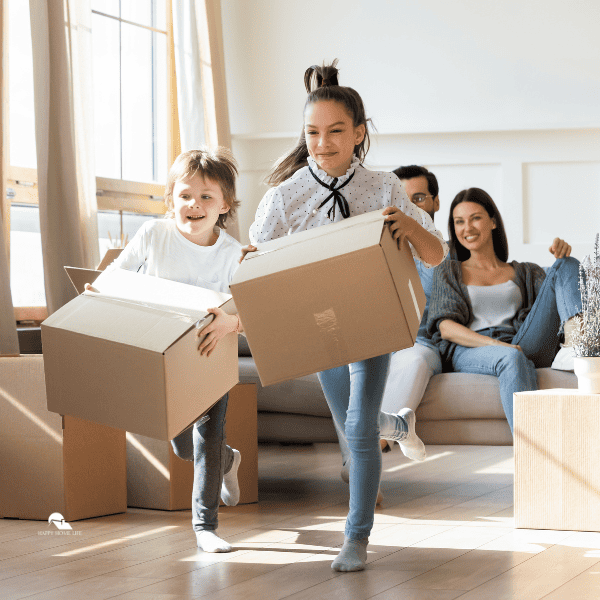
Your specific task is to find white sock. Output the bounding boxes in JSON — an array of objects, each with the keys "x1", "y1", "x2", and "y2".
[
  {"x1": 221, "y1": 449, "x2": 241, "y2": 506},
  {"x1": 196, "y1": 530, "x2": 232, "y2": 553},
  {"x1": 331, "y1": 537, "x2": 368, "y2": 572}
]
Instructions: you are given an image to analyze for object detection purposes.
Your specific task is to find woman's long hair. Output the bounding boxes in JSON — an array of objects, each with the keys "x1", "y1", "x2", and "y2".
[
  {"x1": 266, "y1": 60, "x2": 373, "y2": 186},
  {"x1": 448, "y1": 188, "x2": 509, "y2": 262}
]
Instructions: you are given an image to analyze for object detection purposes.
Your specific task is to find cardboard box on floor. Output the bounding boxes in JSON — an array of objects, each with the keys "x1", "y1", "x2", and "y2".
[
  {"x1": 42, "y1": 268, "x2": 239, "y2": 441},
  {"x1": 514, "y1": 389, "x2": 600, "y2": 532},
  {"x1": 0, "y1": 355, "x2": 126, "y2": 521},
  {"x1": 127, "y1": 383, "x2": 258, "y2": 510},
  {"x1": 230, "y1": 209, "x2": 427, "y2": 387}
]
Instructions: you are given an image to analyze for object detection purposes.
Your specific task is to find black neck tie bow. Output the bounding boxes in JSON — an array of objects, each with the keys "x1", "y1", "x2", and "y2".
[{"x1": 308, "y1": 166, "x2": 355, "y2": 220}]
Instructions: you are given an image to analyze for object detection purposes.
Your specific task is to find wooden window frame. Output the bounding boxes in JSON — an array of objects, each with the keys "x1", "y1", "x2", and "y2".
[{"x1": 6, "y1": 0, "x2": 180, "y2": 324}]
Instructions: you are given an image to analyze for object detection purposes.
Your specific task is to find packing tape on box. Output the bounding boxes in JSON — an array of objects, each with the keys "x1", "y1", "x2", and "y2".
[
  {"x1": 83, "y1": 291, "x2": 209, "y2": 328},
  {"x1": 407, "y1": 280, "x2": 423, "y2": 321},
  {"x1": 314, "y1": 307, "x2": 348, "y2": 365}
]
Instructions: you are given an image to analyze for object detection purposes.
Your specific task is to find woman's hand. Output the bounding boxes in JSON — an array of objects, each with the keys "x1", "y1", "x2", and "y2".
[
  {"x1": 197, "y1": 308, "x2": 239, "y2": 357},
  {"x1": 440, "y1": 319, "x2": 523, "y2": 352},
  {"x1": 84, "y1": 283, "x2": 99, "y2": 293},
  {"x1": 548, "y1": 238, "x2": 572, "y2": 259},
  {"x1": 239, "y1": 244, "x2": 257, "y2": 264},
  {"x1": 489, "y1": 339, "x2": 523, "y2": 352}
]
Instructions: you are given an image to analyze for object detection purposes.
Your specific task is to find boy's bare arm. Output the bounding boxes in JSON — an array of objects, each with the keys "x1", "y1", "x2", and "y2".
[{"x1": 197, "y1": 308, "x2": 242, "y2": 357}]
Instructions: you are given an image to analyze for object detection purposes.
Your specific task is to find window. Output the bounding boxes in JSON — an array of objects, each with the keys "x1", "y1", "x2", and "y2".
[{"x1": 6, "y1": 0, "x2": 176, "y2": 320}]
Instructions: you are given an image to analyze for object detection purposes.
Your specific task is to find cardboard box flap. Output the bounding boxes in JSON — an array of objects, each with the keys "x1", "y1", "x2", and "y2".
[
  {"x1": 90, "y1": 268, "x2": 232, "y2": 320},
  {"x1": 65, "y1": 266, "x2": 102, "y2": 295},
  {"x1": 43, "y1": 295, "x2": 197, "y2": 353},
  {"x1": 96, "y1": 248, "x2": 123, "y2": 271},
  {"x1": 233, "y1": 210, "x2": 387, "y2": 285}
]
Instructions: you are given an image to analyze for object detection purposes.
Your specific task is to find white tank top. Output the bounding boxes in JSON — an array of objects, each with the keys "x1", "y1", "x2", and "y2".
[{"x1": 467, "y1": 280, "x2": 523, "y2": 332}]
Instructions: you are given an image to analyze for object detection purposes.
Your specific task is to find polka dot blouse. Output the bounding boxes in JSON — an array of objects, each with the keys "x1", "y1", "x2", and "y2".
[{"x1": 249, "y1": 155, "x2": 448, "y2": 267}]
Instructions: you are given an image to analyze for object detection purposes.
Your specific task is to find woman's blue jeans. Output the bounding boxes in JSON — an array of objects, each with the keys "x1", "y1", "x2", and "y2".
[
  {"x1": 170, "y1": 393, "x2": 233, "y2": 532},
  {"x1": 318, "y1": 353, "x2": 390, "y2": 540},
  {"x1": 451, "y1": 257, "x2": 581, "y2": 433}
]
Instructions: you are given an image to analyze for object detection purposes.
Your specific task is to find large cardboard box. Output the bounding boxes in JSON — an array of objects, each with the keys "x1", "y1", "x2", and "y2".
[
  {"x1": 127, "y1": 383, "x2": 258, "y2": 510},
  {"x1": 42, "y1": 269, "x2": 239, "y2": 440},
  {"x1": 230, "y1": 210, "x2": 426, "y2": 386},
  {"x1": 0, "y1": 355, "x2": 126, "y2": 521},
  {"x1": 514, "y1": 389, "x2": 600, "y2": 532}
]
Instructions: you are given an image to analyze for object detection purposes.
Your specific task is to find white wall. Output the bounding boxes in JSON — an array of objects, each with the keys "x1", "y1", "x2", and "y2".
[{"x1": 221, "y1": 0, "x2": 600, "y2": 263}]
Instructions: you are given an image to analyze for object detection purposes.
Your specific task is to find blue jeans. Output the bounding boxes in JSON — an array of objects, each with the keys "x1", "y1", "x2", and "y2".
[
  {"x1": 318, "y1": 353, "x2": 390, "y2": 540},
  {"x1": 336, "y1": 342, "x2": 442, "y2": 467},
  {"x1": 170, "y1": 393, "x2": 233, "y2": 532},
  {"x1": 451, "y1": 258, "x2": 581, "y2": 433}
]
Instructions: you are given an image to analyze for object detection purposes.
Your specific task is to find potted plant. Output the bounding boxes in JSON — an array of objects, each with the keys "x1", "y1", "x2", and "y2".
[{"x1": 572, "y1": 233, "x2": 600, "y2": 393}]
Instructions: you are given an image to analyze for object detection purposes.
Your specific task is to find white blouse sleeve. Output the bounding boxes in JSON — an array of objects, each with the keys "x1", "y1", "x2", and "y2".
[
  {"x1": 249, "y1": 187, "x2": 288, "y2": 244},
  {"x1": 389, "y1": 176, "x2": 448, "y2": 268}
]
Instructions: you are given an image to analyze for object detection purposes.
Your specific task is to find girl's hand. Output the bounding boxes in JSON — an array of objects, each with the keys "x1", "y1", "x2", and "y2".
[
  {"x1": 239, "y1": 244, "x2": 257, "y2": 263},
  {"x1": 548, "y1": 238, "x2": 572, "y2": 259},
  {"x1": 197, "y1": 308, "x2": 239, "y2": 357},
  {"x1": 382, "y1": 206, "x2": 415, "y2": 247}
]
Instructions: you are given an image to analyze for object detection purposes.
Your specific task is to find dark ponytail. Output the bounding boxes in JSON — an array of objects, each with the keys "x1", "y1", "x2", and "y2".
[{"x1": 266, "y1": 60, "x2": 373, "y2": 186}]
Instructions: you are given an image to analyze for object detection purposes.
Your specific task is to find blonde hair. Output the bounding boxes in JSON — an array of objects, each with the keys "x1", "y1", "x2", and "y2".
[{"x1": 164, "y1": 147, "x2": 240, "y2": 229}]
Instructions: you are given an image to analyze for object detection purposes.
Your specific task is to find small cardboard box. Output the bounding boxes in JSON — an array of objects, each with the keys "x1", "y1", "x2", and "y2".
[
  {"x1": 42, "y1": 269, "x2": 239, "y2": 441},
  {"x1": 0, "y1": 355, "x2": 126, "y2": 521},
  {"x1": 514, "y1": 389, "x2": 600, "y2": 532},
  {"x1": 230, "y1": 209, "x2": 426, "y2": 386},
  {"x1": 127, "y1": 383, "x2": 258, "y2": 510}
]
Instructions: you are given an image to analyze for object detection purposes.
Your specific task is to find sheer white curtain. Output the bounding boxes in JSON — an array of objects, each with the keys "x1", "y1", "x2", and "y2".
[
  {"x1": 0, "y1": 0, "x2": 19, "y2": 355},
  {"x1": 172, "y1": 0, "x2": 239, "y2": 240},
  {"x1": 0, "y1": 219, "x2": 19, "y2": 356},
  {"x1": 29, "y1": 0, "x2": 99, "y2": 315}
]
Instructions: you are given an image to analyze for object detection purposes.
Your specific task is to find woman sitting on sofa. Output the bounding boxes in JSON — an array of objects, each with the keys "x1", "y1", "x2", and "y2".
[{"x1": 427, "y1": 187, "x2": 581, "y2": 433}]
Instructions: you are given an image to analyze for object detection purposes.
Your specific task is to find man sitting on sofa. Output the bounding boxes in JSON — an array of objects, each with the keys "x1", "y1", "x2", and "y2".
[
  {"x1": 380, "y1": 166, "x2": 448, "y2": 459},
  {"x1": 337, "y1": 165, "x2": 448, "y2": 482}
]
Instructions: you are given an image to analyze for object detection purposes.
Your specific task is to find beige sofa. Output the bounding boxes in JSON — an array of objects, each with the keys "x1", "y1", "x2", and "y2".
[{"x1": 239, "y1": 337, "x2": 578, "y2": 446}]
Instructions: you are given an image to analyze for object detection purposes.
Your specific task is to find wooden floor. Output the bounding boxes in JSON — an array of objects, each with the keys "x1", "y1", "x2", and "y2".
[{"x1": 2, "y1": 443, "x2": 600, "y2": 599}]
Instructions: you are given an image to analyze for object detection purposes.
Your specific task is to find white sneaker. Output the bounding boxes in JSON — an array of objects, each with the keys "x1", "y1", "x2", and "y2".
[
  {"x1": 398, "y1": 408, "x2": 427, "y2": 462},
  {"x1": 551, "y1": 345, "x2": 575, "y2": 372}
]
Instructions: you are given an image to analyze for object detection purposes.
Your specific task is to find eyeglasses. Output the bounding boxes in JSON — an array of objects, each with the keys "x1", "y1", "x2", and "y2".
[{"x1": 411, "y1": 194, "x2": 434, "y2": 204}]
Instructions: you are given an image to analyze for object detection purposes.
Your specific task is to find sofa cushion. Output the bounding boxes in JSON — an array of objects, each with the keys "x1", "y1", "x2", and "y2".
[
  {"x1": 417, "y1": 368, "x2": 577, "y2": 422},
  {"x1": 239, "y1": 357, "x2": 329, "y2": 417}
]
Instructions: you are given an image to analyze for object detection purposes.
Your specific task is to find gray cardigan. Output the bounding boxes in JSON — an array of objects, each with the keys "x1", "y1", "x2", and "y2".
[{"x1": 427, "y1": 259, "x2": 547, "y2": 362}]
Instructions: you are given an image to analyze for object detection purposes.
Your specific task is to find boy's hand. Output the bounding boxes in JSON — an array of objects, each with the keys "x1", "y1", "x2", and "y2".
[
  {"x1": 197, "y1": 307, "x2": 239, "y2": 357},
  {"x1": 239, "y1": 244, "x2": 257, "y2": 263},
  {"x1": 548, "y1": 237, "x2": 571, "y2": 258}
]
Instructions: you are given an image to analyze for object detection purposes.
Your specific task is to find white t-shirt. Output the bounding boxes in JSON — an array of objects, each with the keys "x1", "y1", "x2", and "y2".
[
  {"x1": 249, "y1": 155, "x2": 448, "y2": 267},
  {"x1": 108, "y1": 218, "x2": 242, "y2": 293}
]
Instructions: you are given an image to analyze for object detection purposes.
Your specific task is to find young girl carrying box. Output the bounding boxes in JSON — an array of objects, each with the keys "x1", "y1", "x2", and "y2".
[
  {"x1": 246, "y1": 61, "x2": 448, "y2": 571},
  {"x1": 107, "y1": 148, "x2": 244, "y2": 553}
]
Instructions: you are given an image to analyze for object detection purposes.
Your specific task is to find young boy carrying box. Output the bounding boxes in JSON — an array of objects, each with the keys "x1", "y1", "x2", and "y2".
[{"x1": 102, "y1": 148, "x2": 244, "y2": 553}]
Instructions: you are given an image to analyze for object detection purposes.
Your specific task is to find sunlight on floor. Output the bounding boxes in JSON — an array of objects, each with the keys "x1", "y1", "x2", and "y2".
[
  {"x1": 474, "y1": 455, "x2": 514, "y2": 474},
  {"x1": 385, "y1": 450, "x2": 454, "y2": 473},
  {"x1": 54, "y1": 525, "x2": 180, "y2": 557}
]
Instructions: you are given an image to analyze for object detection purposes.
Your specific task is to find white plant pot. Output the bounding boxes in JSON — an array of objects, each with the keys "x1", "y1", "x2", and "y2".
[{"x1": 573, "y1": 356, "x2": 600, "y2": 394}]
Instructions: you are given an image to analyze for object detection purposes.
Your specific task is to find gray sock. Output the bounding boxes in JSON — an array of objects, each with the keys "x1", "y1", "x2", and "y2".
[{"x1": 331, "y1": 537, "x2": 368, "y2": 572}]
